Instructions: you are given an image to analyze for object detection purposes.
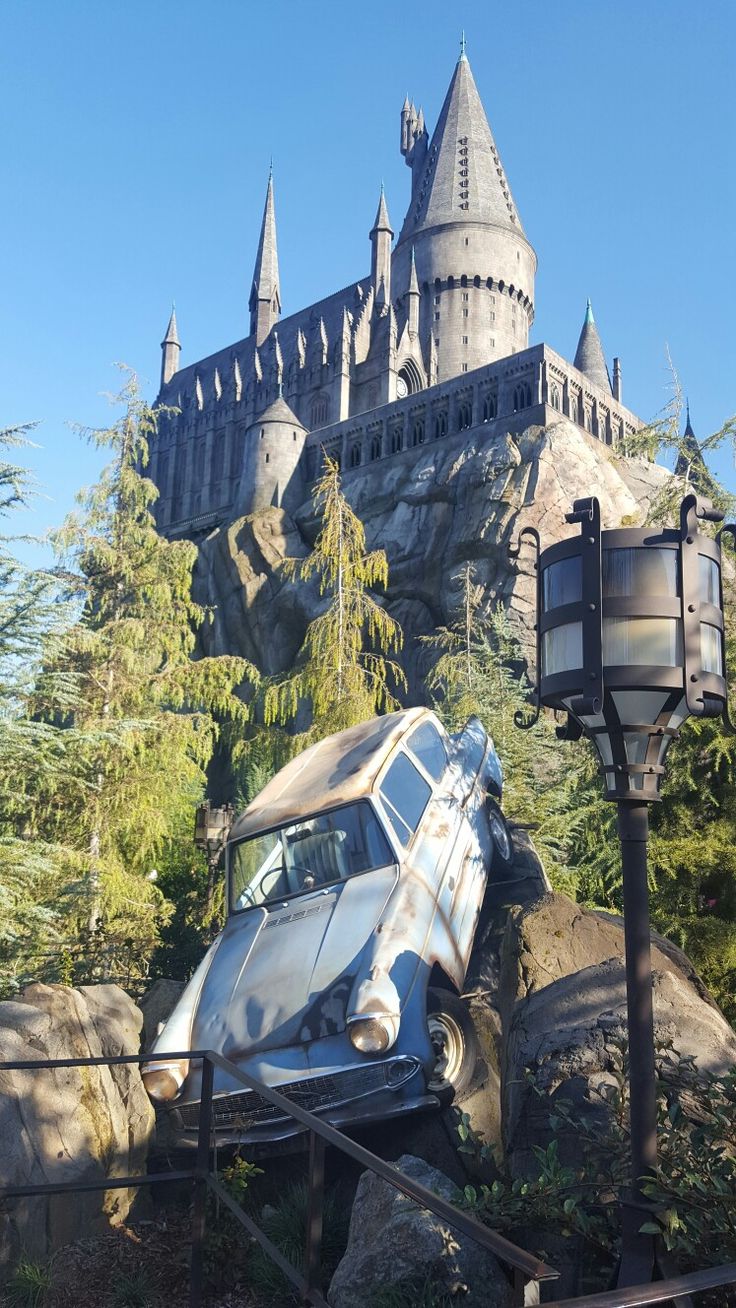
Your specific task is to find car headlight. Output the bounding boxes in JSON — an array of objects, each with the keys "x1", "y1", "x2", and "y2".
[
  {"x1": 141, "y1": 1058, "x2": 189, "y2": 1103},
  {"x1": 348, "y1": 1015, "x2": 398, "y2": 1054}
]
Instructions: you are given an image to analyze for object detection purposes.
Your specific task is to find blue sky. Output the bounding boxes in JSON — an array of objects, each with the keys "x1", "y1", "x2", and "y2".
[{"x1": 2, "y1": 0, "x2": 735, "y2": 553}]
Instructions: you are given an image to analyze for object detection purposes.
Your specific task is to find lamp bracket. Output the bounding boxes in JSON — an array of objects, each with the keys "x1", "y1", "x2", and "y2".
[
  {"x1": 556, "y1": 712, "x2": 583, "y2": 742},
  {"x1": 680, "y1": 494, "x2": 723, "y2": 539},
  {"x1": 565, "y1": 496, "x2": 598, "y2": 525},
  {"x1": 568, "y1": 694, "x2": 602, "y2": 717}
]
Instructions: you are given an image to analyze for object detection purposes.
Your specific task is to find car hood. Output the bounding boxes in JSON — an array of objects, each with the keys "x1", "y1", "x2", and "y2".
[{"x1": 188, "y1": 865, "x2": 398, "y2": 1062}]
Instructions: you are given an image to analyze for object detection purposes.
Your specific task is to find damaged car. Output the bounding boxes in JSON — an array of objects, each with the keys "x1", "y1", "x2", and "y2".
[{"x1": 142, "y1": 707, "x2": 513, "y2": 1145}]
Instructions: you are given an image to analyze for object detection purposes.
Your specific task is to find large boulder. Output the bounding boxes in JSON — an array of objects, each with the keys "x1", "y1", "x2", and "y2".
[
  {"x1": 0, "y1": 983, "x2": 154, "y2": 1274},
  {"x1": 498, "y1": 893, "x2": 736, "y2": 1178},
  {"x1": 328, "y1": 1153, "x2": 513, "y2": 1308}
]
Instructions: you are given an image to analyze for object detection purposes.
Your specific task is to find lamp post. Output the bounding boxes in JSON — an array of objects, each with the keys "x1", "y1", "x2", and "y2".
[
  {"x1": 512, "y1": 493, "x2": 733, "y2": 1287},
  {"x1": 194, "y1": 800, "x2": 234, "y2": 920}
]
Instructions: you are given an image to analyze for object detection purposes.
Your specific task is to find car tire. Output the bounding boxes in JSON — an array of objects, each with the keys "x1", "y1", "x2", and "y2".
[
  {"x1": 426, "y1": 988, "x2": 479, "y2": 1102},
  {"x1": 487, "y1": 799, "x2": 515, "y2": 872}
]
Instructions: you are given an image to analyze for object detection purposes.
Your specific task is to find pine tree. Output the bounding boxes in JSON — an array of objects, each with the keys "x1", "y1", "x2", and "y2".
[
  {"x1": 263, "y1": 454, "x2": 405, "y2": 740},
  {"x1": 21, "y1": 371, "x2": 256, "y2": 983}
]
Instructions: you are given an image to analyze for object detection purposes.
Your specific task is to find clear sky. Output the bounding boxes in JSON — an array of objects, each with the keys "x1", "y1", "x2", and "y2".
[{"x1": 2, "y1": 0, "x2": 735, "y2": 553}]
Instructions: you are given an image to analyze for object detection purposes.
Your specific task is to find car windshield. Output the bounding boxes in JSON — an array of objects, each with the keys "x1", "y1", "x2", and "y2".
[{"x1": 229, "y1": 801, "x2": 395, "y2": 912}]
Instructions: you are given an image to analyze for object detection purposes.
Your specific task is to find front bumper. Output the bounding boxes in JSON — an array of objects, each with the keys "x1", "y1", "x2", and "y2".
[{"x1": 167, "y1": 1056, "x2": 439, "y2": 1147}]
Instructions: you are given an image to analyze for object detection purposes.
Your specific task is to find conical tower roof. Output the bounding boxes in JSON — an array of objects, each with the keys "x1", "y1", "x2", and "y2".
[
  {"x1": 250, "y1": 170, "x2": 280, "y2": 312},
  {"x1": 253, "y1": 394, "x2": 305, "y2": 428},
  {"x1": 161, "y1": 304, "x2": 180, "y2": 348},
  {"x1": 398, "y1": 53, "x2": 527, "y2": 245},
  {"x1": 574, "y1": 300, "x2": 611, "y2": 393},
  {"x1": 675, "y1": 402, "x2": 706, "y2": 480},
  {"x1": 371, "y1": 184, "x2": 393, "y2": 235}
]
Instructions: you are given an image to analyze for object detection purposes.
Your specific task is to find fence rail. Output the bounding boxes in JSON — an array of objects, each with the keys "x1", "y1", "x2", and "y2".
[{"x1": 1, "y1": 1050, "x2": 734, "y2": 1307}]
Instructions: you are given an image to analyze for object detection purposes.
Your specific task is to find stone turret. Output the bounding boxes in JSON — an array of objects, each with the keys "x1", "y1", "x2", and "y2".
[
  {"x1": 241, "y1": 393, "x2": 307, "y2": 515},
  {"x1": 394, "y1": 50, "x2": 537, "y2": 383},
  {"x1": 160, "y1": 305, "x2": 180, "y2": 387},
  {"x1": 574, "y1": 300, "x2": 611, "y2": 393},
  {"x1": 370, "y1": 185, "x2": 393, "y2": 313},
  {"x1": 249, "y1": 169, "x2": 281, "y2": 346}
]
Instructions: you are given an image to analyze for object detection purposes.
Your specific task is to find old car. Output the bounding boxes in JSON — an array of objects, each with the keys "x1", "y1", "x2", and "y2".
[{"x1": 142, "y1": 707, "x2": 513, "y2": 1145}]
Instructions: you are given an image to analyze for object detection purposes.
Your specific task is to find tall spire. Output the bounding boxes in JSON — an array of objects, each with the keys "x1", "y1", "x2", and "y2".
[
  {"x1": 160, "y1": 304, "x2": 181, "y2": 387},
  {"x1": 574, "y1": 299, "x2": 612, "y2": 394},
  {"x1": 249, "y1": 168, "x2": 281, "y2": 346},
  {"x1": 397, "y1": 52, "x2": 527, "y2": 245},
  {"x1": 370, "y1": 184, "x2": 393, "y2": 311},
  {"x1": 675, "y1": 400, "x2": 707, "y2": 485},
  {"x1": 406, "y1": 246, "x2": 420, "y2": 336}
]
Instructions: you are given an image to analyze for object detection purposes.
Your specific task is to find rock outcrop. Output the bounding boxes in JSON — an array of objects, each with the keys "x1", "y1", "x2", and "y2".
[
  {"x1": 328, "y1": 1153, "x2": 513, "y2": 1308},
  {"x1": 498, "y1": 893, "x2": 736, "y2": 1179},
  {"x1": 138, "y1": 977, "x2": 185, "y2": 1051},
  {"x1": 194, "y1": 419, "x2": 670, "y2": 692},
  {"x1": 0, "y1": 983, "x2": 154, "y2": 1274}
]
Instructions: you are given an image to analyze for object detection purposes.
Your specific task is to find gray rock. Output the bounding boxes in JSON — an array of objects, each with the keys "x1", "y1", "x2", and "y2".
[
  {"x1": 328, "y1": 1153, "x2": 513, "y2": 1307},
  {"x1": 137, "y1": 977, "x2": 185, "y2": 1050},
  {"x1": 0, "y1": 983, "x2": 154, "y2": 1274}
]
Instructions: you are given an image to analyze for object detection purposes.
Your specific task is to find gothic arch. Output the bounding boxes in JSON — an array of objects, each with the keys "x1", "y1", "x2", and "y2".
[{"x1": 397, "y1": 358, "x2": 424, "y2": 396}]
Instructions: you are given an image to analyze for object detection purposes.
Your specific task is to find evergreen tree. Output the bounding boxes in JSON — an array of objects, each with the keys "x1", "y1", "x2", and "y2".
[
  {"x1": 11, "y1": 373, "x2": 255, "y2": 985},
  {"x1": 264, "y1": 454, "x2": 405, "y2": 741}
]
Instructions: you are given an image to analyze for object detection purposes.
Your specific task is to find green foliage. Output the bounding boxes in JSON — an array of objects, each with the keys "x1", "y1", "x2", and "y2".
[
  {"x1": 264, "y1": 454, "x2": 405, "y2": 742},
  {"x1": 457, "y1": 1040, "x2": 736, "y2": 1289},
  {"x1": 4, "y1": 1256, "x2": 53, "y2": 1308},
  {"x1": 370, "y1": 1274, "x2": 455, "y2": 1307},
  {"x1": 109, "y1": 1268, "x2": 155, "y2": 1308},
  {"x1": 247, "y1": 1179, "x2": 351, "y2": 1303},
  {"x1": 0, "y1": 376, "x2": 256, "y2": 990}
]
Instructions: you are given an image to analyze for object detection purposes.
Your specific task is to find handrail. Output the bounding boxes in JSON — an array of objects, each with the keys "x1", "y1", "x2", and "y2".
[
  {"x1": 546, "y1": 1261, "x2": 736, "y2": 1307},
  {"x1": 0, "y1": 1048, "x2": 557, "y2": 1304}
]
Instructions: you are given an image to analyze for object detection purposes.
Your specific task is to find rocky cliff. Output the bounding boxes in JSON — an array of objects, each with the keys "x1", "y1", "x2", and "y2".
[{"x1": 193, "y1": 417, "x2": 669, "y2": 693}]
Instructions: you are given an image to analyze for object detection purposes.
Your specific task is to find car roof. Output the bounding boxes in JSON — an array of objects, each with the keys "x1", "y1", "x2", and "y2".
[{"x1": 230, "y1": 707, "x2": 437, "y2": 840}]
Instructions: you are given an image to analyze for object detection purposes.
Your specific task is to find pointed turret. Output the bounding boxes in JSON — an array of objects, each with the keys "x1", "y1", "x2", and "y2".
[
  {"x1": 574, "y1": 300, "x2": 612, "y2": 394},
  {"x1": 370, "y1": 184, "x2": 393, "y2": 311},
  {"x1": 249, "y1": 169, "x2": 281, "y2": 346},
  {"x1": 395, "y1": 53, "x2": 537, "y2": 381},
  {"x1": 160, "y1": 305, "x2": 180, "y2": 387},
  {"x1": 675, "y1": 402, "x2": 707, "y2": 486},
  {"x1": 406, "y1": 246, "x2": 420, "y2": 336}
]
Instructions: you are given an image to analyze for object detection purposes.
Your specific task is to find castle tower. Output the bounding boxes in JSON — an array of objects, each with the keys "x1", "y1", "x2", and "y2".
[
  {"x1": 370, "y1": 184, "x2": 393, "y2": 312},
  {"x1": 160, "y1": 305, "x2": 180, "y2": 387},
  {"x1": 240, "y1": 393, "x2": 307, "y2": 515},
  {"x1": 394, "y1": 49, "x2": 537, "y2": 383},
  {"x1": 249, "y1": 169, "x2": 281, "y2": 346},
  {"x1": 574, "y1": 299, "x2": 611, "y2": 393}
]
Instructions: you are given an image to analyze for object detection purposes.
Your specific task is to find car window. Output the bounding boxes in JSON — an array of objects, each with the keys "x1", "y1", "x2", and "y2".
[
  {"x1": 229, "y1": 801, "x2": 393, "y2": 911},
  {"x1": 407, "y1": 720, "x2": 448, "y2": 782},
  {"x1": 379, "y1": 751, "x2": 432, "y2": 847}
]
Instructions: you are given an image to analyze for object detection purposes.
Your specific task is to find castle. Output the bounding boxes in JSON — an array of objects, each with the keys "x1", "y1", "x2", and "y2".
[{"x1": 149, "y1": 49, "x2": 641, "y2": 539}]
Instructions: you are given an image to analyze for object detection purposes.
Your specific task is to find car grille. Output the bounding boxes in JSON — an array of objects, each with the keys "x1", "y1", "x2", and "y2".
[{"x1": 176, "y1": 1061, "x2": 413, "y2": 1131}]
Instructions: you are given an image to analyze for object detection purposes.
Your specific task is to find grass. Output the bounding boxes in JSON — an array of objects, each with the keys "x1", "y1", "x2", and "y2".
[
  {"x1": 370, "y1": 1274, "x2": 456, "y2": 1307},
  {"x1": 4, "y1": 1257, "x2": 53, "y2": 1308},
  {"x1": 247, "y1": 1179, "x2": 352, "y2": 1304}
]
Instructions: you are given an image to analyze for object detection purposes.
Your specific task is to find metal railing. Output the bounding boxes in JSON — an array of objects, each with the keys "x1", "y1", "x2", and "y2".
[
  {"x1": 1, "y1": 1050, "x2": 734, "y2": 1307},
  {"x1": 0, "y1": 1049, "x2": 556, "y2": 1307}
]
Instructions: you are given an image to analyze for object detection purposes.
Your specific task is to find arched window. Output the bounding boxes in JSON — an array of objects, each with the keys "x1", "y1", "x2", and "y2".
[
  {"x1": 212, "y1": 430, "x2": 226, "y2": 481},
  {"x1": 460, "y1": 275, "x2": 468, "y2": 288},
  {"x1": 482, "y1": 393, "x2": 497, "y2": 422},
  {"x1": 549, "y1": 383, "x2": 561, "y2": 411},
  {"x1": 370, "y1": 435, "x2": 381, "y2": 461},
  {"x1": 390, "y1": 427, "x2": 403, "y2": 454},
  {"x1": 433, "y1": 411, "x2": 448, "y2": 440},
  {"x1": 398, "y1": 360, "x2": 423, "y2": 396},
  {"x1": 349, "y1": 443, "x2": 361, "y2": 468},
  {"x1": 412, "y1": 419, "x2": 425, "y2": 446},
  {"x1": 458, "y1": 401, "x2": 472, "y2": 431},
  {"x1": 310, "y1": 394, "x2": 329, "y2": 428}
]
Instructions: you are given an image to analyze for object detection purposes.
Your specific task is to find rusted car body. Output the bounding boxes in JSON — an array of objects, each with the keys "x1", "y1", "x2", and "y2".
[{"x1": 143, "y1": 708, "x2": 508, "y2": 1145}]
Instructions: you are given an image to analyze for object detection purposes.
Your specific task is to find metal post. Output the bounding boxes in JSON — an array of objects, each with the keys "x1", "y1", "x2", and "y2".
[
  {"x1": 616, "y1": 800, "x2": 658, "y2": 1288},
  {"x1": 190, "y1": 1057, "x2": 214, "y2": 1308},
  {"x1": 304, "y1": 1129, "x2": 325, "y2": 1300}
]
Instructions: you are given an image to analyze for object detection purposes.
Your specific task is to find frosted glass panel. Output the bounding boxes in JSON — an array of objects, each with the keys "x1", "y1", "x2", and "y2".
[
  {"x1": 542, "y1": 622, "x2": 583, "y2": 676},
  {"x1": 699, "y1": 555, "x2": 720, "y2": 607},
  {"x1": 603, "y1": 547, "x2": 678, "y2": 597},
  {"x1": 603, "y1": 617, "x2": 682, "y2": 667},
  {"x1": 623, "y1": 733, "x2": 648, "y2": 764},
  {"x1": 542, "y1": 557, "x2": 582, "y2": 610},
  {"x1": 701, "y1": 623, "x2": 723, "y2": 675},
  {"x1": 611, "y1": 691, "x2": 668, "y2": 725}
]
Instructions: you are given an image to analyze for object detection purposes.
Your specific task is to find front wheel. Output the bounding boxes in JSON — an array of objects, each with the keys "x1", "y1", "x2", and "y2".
[
  {"x1": 487, "y1": 799, "x2": 514, "y2": 871},
  {"x1": 426, "y1": 988, "x2": 478, "y2": 1100}
]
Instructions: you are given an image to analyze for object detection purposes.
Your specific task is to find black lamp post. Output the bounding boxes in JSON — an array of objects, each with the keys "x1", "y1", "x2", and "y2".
[
  {"x1": 194, "y1": 800, "x2": 234, "y2": 919},
  {"x1": 512, "y1": 493, "x2": 733, "y2": 1287}
]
